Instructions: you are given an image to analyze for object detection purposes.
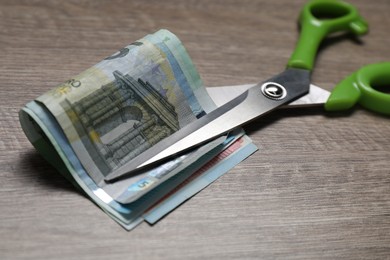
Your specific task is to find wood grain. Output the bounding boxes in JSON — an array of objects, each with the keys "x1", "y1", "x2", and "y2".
[{"x1": 1, "y1": 0, "x2": 389, "y2": 259}]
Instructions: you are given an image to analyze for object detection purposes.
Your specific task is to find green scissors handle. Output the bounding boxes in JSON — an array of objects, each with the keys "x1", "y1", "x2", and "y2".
[
  {"x1": 287, "y1": 0, "x2": 368, "y2": 71},
  {"x1": 325, "y1": 62, "x2": 390, "y2": 116}
]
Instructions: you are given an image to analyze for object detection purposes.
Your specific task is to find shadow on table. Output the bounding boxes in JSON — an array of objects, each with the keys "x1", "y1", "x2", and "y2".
[{"x1": 19, "y1": 150, "x2": 83, "y2": 195}]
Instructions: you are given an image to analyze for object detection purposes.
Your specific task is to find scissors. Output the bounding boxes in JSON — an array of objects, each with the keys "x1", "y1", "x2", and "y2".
[{"x1": 105, "y1": 0, "x2": 390, "y2": 182}]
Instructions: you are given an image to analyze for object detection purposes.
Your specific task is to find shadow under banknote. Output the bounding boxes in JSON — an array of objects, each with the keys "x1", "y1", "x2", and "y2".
[{"x1": 20, "y1": 150, "x2": 85, "y2": 195}]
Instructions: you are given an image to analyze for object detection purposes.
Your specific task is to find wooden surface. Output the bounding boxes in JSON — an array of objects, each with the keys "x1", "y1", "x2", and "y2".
[{"x1": 1, "y1": 0, "x2": 389, "y2": 259}]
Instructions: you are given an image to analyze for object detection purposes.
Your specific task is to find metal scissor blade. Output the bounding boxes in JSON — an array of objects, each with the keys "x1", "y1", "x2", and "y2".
[
  {"x1": 287, "y1": 84, "x2": 330, "y2": 107},
  {"x1": 207, "y1": 84, "x2": 330, "y2": 108},
  {"x1": 104, "y1": 68, "x2": 310, "y2": 182}
]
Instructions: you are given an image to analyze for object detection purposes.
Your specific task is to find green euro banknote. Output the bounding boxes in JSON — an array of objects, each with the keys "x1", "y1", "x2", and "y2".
[{"x1": 19, "y1": 29, "x2": 258, "y2": 230}]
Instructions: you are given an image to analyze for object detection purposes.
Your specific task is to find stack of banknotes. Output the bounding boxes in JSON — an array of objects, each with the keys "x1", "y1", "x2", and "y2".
[{"x1": 19, "y1": 29, "x2": 258, "y2": 230}]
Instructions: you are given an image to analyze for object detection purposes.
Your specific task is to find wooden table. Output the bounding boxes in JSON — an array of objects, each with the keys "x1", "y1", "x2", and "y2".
[{"x1": 1, "y1": 0, "x2": 389, "y2": 259}]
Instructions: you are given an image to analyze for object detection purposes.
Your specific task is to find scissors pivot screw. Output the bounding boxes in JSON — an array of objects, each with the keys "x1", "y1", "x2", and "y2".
[{"x1": 261, "y1": 82, "x2": 287, "y2": 100}]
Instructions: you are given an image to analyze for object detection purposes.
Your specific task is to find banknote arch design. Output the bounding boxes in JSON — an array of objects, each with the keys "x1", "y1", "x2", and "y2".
[{"x1": 63, "y1": 70, "x2": 180, "y2": 175}]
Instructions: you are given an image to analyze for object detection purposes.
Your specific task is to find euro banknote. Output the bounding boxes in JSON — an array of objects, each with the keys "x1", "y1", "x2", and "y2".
[
  {"x1": 36, "y1": 30, "x2": 204, "y2": 185},
  {"x1": 19, "y1": 29, "x2": 258, "y2": 229}
]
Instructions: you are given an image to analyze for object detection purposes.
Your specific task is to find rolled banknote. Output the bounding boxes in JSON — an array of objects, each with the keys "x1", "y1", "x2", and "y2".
[
  {"x1": 36, "y1": 30, "x2": 206, "y2": 186},
  {"x1": 19, "y1": 29, "x2": 257, "y2": 230}
]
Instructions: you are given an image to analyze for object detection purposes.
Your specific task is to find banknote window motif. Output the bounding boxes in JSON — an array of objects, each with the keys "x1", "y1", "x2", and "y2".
[{"x1": 63, "y1": 71, "x2": 180, "y2": 175}]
